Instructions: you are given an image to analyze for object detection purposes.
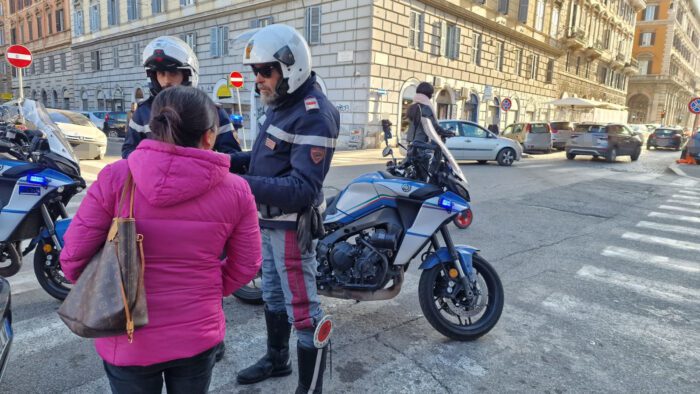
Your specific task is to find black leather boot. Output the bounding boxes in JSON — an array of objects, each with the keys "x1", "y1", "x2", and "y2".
[
  {"x1": 236, "y1": 308, "x2": 293, "y2": 384},
  {"x1": 295, "y1": 343, "x2": 328, "y2": 394}
]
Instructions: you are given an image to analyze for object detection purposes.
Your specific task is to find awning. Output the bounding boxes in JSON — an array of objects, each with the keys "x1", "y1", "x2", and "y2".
[{"x1": 546, "y1": 97, "x2": 598, "y2": 108}]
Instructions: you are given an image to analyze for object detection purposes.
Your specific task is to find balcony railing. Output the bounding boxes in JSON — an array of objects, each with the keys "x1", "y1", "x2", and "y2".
[
  {"x1": 616, "y1": 53, "x2": 625, "y2": 62},
  {"x1": 564, "y1": 28, "x2": 588, "y2": 50}
]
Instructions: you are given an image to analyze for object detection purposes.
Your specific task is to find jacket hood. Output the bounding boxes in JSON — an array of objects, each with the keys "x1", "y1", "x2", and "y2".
[{"x1": 127, "y1": 139, "x2": 230, "y2": 207}]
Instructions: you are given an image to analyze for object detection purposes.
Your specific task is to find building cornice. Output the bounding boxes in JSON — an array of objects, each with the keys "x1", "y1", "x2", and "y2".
[{"x1": 72, "y1": 0, "x2": 287, "y2": 50}]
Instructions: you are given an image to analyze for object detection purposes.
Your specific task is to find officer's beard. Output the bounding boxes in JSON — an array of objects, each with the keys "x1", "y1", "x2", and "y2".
[{"x1": 258, "y1": 84, "x2": 279, "y2": 105}]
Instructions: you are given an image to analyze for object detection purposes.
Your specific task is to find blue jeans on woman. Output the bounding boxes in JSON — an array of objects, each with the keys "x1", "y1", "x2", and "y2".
[{"x1": 102, "y1": 343, "x2": 219, "y2": 394}]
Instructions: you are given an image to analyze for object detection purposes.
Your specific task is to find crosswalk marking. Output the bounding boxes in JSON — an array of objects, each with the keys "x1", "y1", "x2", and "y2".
[
  {"x1": 601, "y1": 246, "x2": 700, "y2": 273},
  {"x1": 678, "y1": 189, "x2": 700, "y2": 196},
  {"x1": 636, "y1": 220, "x2": 700, "y2": 238},
  {"x1": 648, "y1": 211, "x2": 700, "y2": 224},
  {"x1": 658, "y1": 204, "x2": 700, "y2": 215},
  {"x1": 669, "y1": 194, "x2": 697, "y2": 200},
  {"x1": 10, "y1": 314, "x2": 78, "y2": 360},
  {"x1": 541, "y1": 293, "x2": 700, "y2": 361},
  {"x1": 622, "y1": 231, "x2": 700, "y2": 252},
  {"x1": 576, "y1": 265, "x2": 700, "y2": 304},
  {"x1": 666, "y1": 199, "x2": 700, "y2": 207},
  {"x1": 670, "y1": 178, "x2": 698, "y2": 187}
]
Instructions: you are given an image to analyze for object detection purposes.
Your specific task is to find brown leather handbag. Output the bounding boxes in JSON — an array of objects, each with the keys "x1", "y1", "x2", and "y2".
[{"x1": 58, "y1": 171, "x2": 148, "y2": 342}]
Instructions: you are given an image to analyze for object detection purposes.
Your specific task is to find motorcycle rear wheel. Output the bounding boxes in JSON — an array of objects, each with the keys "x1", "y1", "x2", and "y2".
[
  {"x1": 418, "y1": 253, "x2": 503, "y2": 341},
  {"x1": 33, "y1": 241, "x2": 71, "y2": 301},
  {"x1": 233, "y1": 269, "x2": 264, "y2": 305}
]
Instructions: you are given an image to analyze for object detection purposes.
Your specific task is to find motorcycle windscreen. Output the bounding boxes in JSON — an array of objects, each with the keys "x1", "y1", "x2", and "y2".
[
  {"x1": 3, "y1": 99, "x2": 79, "y2": 164},
  {"x1": 420, "y1": 117, "x2": 467, "y2": 182}
]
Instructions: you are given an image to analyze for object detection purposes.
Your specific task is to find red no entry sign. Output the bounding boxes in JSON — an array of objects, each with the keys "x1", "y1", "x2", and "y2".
[
  {"x1": 229, "y1": 71, "x2": 244, "y2": 89},
  {"x1": 501, "y1": 98, "x2": 512, "y2": 112},
  {"x1": 688, "y1": 97, "x2": 700, "y2": 114},
  {"x1": 6, "y1": 45, "x2": 33, "y2": 68}
]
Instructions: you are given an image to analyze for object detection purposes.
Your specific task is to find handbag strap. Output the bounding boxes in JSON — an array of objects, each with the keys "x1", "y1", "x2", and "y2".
[{"x1": 116, "y1": 171, "x2": 136, "y2": 219}]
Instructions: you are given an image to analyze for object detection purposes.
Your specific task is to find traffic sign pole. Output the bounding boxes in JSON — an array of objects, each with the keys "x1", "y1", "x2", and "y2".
[
  {"x1": 229, "y1": 71, "x2": 247, "y2": 150},
  {"x1": 17, "y1": 68, "x2": 24, "y2": 100}
]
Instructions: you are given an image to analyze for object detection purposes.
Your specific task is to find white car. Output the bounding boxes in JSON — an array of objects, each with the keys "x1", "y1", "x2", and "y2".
[
  {"x1": 439, "y1": 120, "x2": 523, "y2": 166},
  {"x1": 48, "y1": 109, "x2": 108, "y2": 160},
  {"x1": 78, "y1": 111, "x2": 108, "y2": 130}
]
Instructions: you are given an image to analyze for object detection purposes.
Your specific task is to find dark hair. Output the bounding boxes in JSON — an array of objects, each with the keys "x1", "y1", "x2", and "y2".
[
  {"x1": 416, "y1": 82, "x2": 434, "y2": 98},
  {"x1": 149, "y1": 85, "x2": 218, "y2": 148}
]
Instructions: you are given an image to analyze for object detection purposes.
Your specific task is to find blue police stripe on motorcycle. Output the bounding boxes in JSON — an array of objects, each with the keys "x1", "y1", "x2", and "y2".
[
  {"x1": 1, "y1": 209, "x2": 28, "y2": 214},
  {"x1": 405, "y1": 231, "x2": 429, "y2": 238}
]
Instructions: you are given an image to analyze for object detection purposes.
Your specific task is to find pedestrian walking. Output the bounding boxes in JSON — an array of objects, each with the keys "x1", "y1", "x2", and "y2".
[
  {"x1": 61, "y1": 86, "x2": 262, "y2": 394},
  {"x1": 231, "y1": 24, "x2": 339, "y2": 394}
]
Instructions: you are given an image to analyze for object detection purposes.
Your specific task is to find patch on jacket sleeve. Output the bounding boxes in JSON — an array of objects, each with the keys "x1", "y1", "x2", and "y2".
[
  {"x1": 265, "y1": 137, "x2": 276, "y2": 150},
  {"x1": 310, "y1": 147, "x2": 325, "y2": 164},
  {"x1": 304, "y1": 96, "x2": 320, "y2": 112}
]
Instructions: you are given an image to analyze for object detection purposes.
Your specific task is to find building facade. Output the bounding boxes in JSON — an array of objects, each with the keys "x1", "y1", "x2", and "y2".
[
  {"x1": 6, "y1": 0, "x2": 647, "y2": 148},
  {"x1": 3, "y1": 0, "x2": 74, "y2": 108},
  {"x1": 627, "y1": 0, "x2": 700, "y2": 128}
]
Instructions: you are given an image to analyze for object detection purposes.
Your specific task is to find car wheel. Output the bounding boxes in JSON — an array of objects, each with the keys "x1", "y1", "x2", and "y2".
[
  {"x1": 108, "y1": 130, "x2": 118, "y2": 138},
  {"x1": 566, "y1": 152, "x2": 576, "y2": 160},
  {"x1": 496, "y1": 148, "x2": 515, "y2": 166},
  {"x1": 477, "y1": 160, "x2": 488, "y2": 165},
  {"x1": 630, "y1": 146, "x2": 641, "y2": 161},
  {"x1": 606, "y1": 147, "x2": 617, "y2": 163}
]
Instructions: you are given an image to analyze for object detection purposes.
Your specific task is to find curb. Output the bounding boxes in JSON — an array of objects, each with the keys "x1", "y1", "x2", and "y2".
[{"x1": 667, "y1": 162, "x2": 700, "y2": 179}]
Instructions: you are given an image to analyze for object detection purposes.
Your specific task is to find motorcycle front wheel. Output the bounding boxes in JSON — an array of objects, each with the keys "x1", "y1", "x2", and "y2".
[
  {"x1": 233, "y1": 269, "x2": 264, "y2": 305},
  {"x1": 418, "y1": 253, "x2": 503, "y2": 341},
  {"x1": 33, "y1": 240, "x2": 72, "y2": 301}
]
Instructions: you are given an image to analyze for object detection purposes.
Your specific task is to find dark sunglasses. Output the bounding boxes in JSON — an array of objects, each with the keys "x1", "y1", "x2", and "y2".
[{"x1": 251, "y1": 64, "x2": 276, "y2": 78}]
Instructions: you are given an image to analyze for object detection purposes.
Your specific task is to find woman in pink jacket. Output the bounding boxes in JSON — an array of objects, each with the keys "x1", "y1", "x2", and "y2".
[{"x1": 60, "y1": 85, "x2": 262, "y2": 393}]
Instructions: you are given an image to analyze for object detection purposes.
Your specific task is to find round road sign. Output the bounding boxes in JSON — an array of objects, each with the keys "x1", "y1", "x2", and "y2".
[
  {"x1": 688, "y1": 97, "x2": 700, "y2": 114},
  {"x1": 6, "y1": 45, "x2": 32, "y2": 68},
  {"x1": 229, "y1": 71, "x2": 244, "y2": 89},
  {"x1": 501, "y1": 98, "x2": 512, "y2": 112}
]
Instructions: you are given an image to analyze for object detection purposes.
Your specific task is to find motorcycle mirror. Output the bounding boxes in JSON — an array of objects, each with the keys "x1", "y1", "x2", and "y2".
[{"x1": 382, "y1": 146, "x2": 393, "y2": 157}]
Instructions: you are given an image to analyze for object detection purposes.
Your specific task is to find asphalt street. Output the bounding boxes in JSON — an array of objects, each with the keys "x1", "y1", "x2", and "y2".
[{"x1": 3, "y1": 141, "x2": 698, "y2": 393}]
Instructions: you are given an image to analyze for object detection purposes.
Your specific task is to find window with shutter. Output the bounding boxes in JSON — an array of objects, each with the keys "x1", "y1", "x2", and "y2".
[
  {"x1": 498, "y1": 0, "x2": 509, "y2": 14},
  {"x1": 133, "y1": 43, "x2": 140, "y2": 66},
  {"x1": 128, "y1": 0, "x2": 139, "y2": 21},
  {"x1": 305, "y1": 6, "x2": 321, "y2": 45},
  {"x1": 152, "y1": 0, "x2": 163, "y2": 14},
  {"x1": 535, "y1": 0, "x2": 544, "y2": 31},
  {"x1": 432, "y1": 22, "x2": 442, "y2": 56},
  {"x1": 107, "y1": 0, "x2": 118, "y2": 26},
  {"x1": 221, "y1": 27, "x2": 229, "y2": 56},
  {"x1": 473, "y1": 34, "x2": 482, "y2": 65},
  {"x1": 545, "y1": 59, "x2": 554, "y2": 83},
  {"x1": 440, "y1": 21, "x2": 448, "y2": 57},
  {"x1": 210, "y1": 27, "x2": 219, "y2": 57},
  {"x1": 518, "y1": 0, "x2": 529, "y2": 24}
]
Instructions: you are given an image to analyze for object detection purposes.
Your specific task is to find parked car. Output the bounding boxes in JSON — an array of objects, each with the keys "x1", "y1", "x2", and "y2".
[
  {"x1": 627, "y1": 124, "x2": 649, "y2": 139},
  {"x1": 501, "y1": 122, "x2": 553, "y2": 152},
  {"x1": 48, "y1": 109, "x2": 108, "y2": 160},
  {"x1": 566, "y1": 123, "x2": 642, "y2": 162},
  {"x1": 647, "y1": 127, "x2": 686, "y2": 151},
  {"x1": 439, "y1": 120, "x2": 523, "y2": 166},
  {"x1": 103, "y1": 111, "x2": 128, "y2": 138},
  {"x1": 549, "y1": 121, "x2": 575, "y2": 150},
  {"x1": 78, "y1": 111, "x2": 108, "y2": 130},
  {"x1": 0, "y1": 277, "x2": 12, "y2": 384}
]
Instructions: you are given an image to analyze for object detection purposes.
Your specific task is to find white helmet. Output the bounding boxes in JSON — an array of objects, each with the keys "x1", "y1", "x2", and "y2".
[
  {"x1": 143, "y1": 36, "x2": 199, "y2": 94},
  {"x1": 242, "y1": 24, "x2": 311, "y2": 95}
]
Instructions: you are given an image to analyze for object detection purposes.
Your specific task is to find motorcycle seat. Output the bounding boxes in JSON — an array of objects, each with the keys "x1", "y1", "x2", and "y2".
[{"x1": 2, "y1": 163, "x2": 43, "y2": 179}]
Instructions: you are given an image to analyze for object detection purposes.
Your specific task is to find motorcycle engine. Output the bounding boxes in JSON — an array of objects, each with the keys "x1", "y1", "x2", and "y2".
[{"x1": 329, "y1": 231, "x2": 395, "y2": 288}]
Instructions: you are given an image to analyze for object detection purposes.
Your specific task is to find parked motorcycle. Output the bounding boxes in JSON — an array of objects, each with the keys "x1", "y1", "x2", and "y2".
[
  {"x1": 234, "y1": 118, "x2": 503, "y2": 341},
  {"x1": 0, "y1": 99, "x2": 85, "y2": 300}
]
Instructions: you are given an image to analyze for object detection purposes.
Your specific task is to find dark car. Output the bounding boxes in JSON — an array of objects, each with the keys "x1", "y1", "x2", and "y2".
[
  {"x1": 647, "y1": 127, "x2": 686, "y2": 151},
  {"x1": 0, "y1": 277, "x2": 12, "y2": 383},
  {"x1": 566, "y1": 123, "x2": 642, "y2": 162},
  {"x1": 103, "y1": 111, "x2": 128, "y2": 138}
]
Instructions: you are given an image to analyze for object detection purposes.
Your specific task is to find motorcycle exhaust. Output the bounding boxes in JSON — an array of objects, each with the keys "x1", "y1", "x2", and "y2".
[{"x1": 317, "y1": 269, "x2": 404, "y2": 301}]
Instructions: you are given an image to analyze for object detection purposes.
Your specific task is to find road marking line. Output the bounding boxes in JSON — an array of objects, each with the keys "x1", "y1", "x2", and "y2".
[
  {"x1": 670, "y1": 194, "x2": 697, "y2": 200},
  {"x1": 621, "y1": 231, "x2": 700, "y2": 252},
  {"x1": 667, "y1": 199, "x2": 700, "y2": 207},
  {"x1": 649, "y1": 211, "x2": 700, "y2": 224},
  {"x1": 576, "y1": 265, "x2": 700, "y2": 304},
  {"x1": 678, "y1": 189, "x2": 700, "y2": 196},
  {"x1": 670, "y1": 178, "x2": 698, "y2": 187},
  {"x1": 10, "y1": 315, "x2": 79, "y2": 360},
  {"x1": 658, "y1": 204, "x2": 700, "y2": 215},
  {"x1": 517, "y1": 163, "x2": 557, "y2": 169},
  {"x1": 601, "y1": 245, "x2": 699, "y2": 273},
  {"x1": 541, "y1": 293, "x2": 700, "y2": 361},
  {"x1": 636, "y1": 220, "x2": 700, "y2": 238}
]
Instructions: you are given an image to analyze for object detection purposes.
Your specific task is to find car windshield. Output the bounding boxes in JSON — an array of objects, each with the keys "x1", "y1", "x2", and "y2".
[
  {"x1": 654, "y1": 129, "x2": 679, "y2": 136},
  {"x1": 550, "y1": 122, "x2": 572, "y2": 130},
  {"x1": 574, "y1": 124, "x2": 606, "y2": 133},
  {"x1": 529, "y1": 124, "x2": 549, "y2": 133},
  {"x1": 49, "y1": 111, "x2": 95, "y2": 127}
]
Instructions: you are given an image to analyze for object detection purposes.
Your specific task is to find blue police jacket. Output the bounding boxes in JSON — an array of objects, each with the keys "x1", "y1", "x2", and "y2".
[
  {"x1": 121, "y1": 96, "x2": 235, "y2": 158},
  {"x1": 242, "y1": 73, "x2": 340, "y2": 229}
]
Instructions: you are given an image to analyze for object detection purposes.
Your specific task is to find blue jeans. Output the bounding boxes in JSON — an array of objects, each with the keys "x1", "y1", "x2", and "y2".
[
  {"x1": 261, "y1": 228, "x2": 323, "y2": 348},
  {"x1": 102, "y1": 343, "x2": 219, "y2": 394}
]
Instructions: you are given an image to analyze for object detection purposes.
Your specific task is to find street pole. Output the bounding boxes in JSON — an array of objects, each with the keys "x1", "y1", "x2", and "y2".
[
  {"x1": 235, "y1": 87, "x2": 247, "y2": 150},
  {"x1": 17, "y1": 67, "x2": 24, "y2": 100}
]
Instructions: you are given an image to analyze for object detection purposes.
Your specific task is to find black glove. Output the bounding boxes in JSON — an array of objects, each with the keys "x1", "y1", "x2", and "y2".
[
  {"x1": 229, "y1": 151, "x2": 251, "y2": 174},
  {"x1": 296, "y1": 206, "x2": 324, "y2": 254}
]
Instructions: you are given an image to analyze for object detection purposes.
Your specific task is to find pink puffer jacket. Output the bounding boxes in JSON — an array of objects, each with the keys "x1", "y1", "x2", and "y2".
[{"x1": 60, "y1": 139, "x2": 262, "y2": 366}]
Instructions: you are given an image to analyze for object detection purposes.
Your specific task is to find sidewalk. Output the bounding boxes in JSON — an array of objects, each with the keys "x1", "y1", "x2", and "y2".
[{"x1": 669, "y1": 161, "x2": 700, "y2": 179}]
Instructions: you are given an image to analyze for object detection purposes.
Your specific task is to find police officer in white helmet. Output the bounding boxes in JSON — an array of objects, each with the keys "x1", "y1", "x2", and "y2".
[{"x1": 121, "y1": 36, "x2": 235, "y2": 158}]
